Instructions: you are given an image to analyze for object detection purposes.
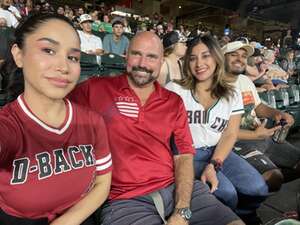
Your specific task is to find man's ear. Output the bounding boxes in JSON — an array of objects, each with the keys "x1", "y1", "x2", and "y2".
[{"x1": 11, "y1": 44, "x2": 24, "y2": 68}]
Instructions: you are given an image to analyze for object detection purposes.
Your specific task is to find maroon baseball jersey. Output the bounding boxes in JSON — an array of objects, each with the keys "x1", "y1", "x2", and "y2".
[
  {"x1": 69, "y1": 74, "x2": 195, "y2": 200},
  {"x1": 0, "y1": 95, "x2": 112, "y2": 221}
]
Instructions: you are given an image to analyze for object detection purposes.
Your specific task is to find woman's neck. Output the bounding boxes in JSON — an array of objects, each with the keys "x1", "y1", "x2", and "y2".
[{"x1": 23, "y1": 91, "x2": 67, "y2": 128}]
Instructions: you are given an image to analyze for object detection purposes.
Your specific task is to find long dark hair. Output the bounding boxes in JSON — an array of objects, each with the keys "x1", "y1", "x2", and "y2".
[
  {"x1": 1, "y1": 13, "x2": 78, "y2": 102},
  {"x1": 176, "y1": 34, "x2": 235, "y2": 100}
]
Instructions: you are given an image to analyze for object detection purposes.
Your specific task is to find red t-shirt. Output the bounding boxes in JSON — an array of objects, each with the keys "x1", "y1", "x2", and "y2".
[
  {"x1": 0, "y1": 96, "x2": 112, "y2": 221},
  {"x1": 69, "y1": 74, "x2": 195, "y2": 200}
]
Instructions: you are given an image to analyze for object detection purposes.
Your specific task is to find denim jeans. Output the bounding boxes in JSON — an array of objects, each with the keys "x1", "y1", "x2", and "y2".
[{"x1": 194, "y1": 146, "x2": 269, "y2": 215}]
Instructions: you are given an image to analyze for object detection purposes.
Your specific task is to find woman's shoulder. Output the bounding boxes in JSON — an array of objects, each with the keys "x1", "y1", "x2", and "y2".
[{"x1": 165, "y1": 81, "x2": 187, "y2": 93}]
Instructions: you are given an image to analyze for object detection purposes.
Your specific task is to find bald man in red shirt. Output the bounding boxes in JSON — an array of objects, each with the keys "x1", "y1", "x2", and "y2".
[{"x1": 70, "y1": 32, "x2": 244, "y2": 225}]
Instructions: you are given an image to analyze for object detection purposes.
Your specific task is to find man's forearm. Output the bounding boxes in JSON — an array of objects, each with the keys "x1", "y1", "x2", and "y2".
[
  {"x1": 173, "y1": 154, "x2": 194, "y2": 208},
  {"x1": 255, "y1": 103, "x2": 280, "y2": 119}
]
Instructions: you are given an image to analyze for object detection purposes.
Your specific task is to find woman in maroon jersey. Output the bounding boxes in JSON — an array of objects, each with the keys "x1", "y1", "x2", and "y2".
[{"x1": 0, "y1": 13, "x2": 112, "y2": 225}]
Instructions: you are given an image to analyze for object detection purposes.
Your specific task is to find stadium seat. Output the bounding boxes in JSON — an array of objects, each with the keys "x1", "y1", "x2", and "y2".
[
  {"x1": 100, "y1": 53, "x2": 126, "y2": 76},
  {"x1": 273, "y1": 88, "x2": 289, "y2": 109},
  {"x1": 92, "y1": 31, "x2": 108, "y2": 41},
  {"x1": 80, "y1": 52, "x2": 101, "y2": 81},
  {"x1": 258, "y1": 91, "x2": 277, "y2": 108}
]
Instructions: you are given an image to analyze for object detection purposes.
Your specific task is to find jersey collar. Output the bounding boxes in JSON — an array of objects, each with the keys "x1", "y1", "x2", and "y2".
[{"x1": 17, "y1": 95, "x2": 73, "y2": 135}]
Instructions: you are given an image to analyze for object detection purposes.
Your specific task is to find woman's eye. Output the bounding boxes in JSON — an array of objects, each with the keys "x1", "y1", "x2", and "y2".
[
  {"x1": 68, "y1": 56, "x2": 80, "y2": 62},
  {"x1": 43, "y1": 48, "x2": 55, "y2": 55},
  {"x1": 190, "y1": 56, "x2": 196, "y2": 62}
]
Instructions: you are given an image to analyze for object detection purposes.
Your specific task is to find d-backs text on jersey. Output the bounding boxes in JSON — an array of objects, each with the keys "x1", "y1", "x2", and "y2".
[{"x1": 10, "y1": 144, "x2": 94, "y2": 185}]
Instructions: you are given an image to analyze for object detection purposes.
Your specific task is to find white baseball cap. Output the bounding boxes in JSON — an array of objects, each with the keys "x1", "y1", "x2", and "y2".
[
  {"x1": 79, "y1": 14, "x2": 93, "y2": 24},
  {"x1": 222, "y1": 41, "x2": 254, "y2": 57}
]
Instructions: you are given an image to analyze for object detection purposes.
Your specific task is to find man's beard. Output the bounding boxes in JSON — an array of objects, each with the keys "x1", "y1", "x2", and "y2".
[
  {"x1": 225, "y1": 61, "x2": 245, "y2": 76},
  {"x1": 128, "y1": 66, "x2": 157, "y2": 87}
]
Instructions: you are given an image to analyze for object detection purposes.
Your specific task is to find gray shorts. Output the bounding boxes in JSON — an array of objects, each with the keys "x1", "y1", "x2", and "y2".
[{"x1": 99, "y1": 180, "x2": 240, "y2": 225}]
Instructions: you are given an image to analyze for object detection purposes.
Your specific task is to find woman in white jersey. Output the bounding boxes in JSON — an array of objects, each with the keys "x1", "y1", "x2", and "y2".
[{"x1": 166, "y1": 34, "x2": 268, "y2": 220}]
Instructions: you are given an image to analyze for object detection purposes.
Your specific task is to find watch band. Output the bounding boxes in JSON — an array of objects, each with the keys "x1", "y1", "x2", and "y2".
[{"x1": 210, "y1": 159, "x2": 223, "y2": 171}]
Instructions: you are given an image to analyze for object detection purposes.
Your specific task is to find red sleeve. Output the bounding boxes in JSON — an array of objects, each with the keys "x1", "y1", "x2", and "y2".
[
  {"x1": 91, "y1": 112, "x2": 112, "y2": 175},
  {"x1": 173, "y1": 97, "x2": 195, "y2": 155}
]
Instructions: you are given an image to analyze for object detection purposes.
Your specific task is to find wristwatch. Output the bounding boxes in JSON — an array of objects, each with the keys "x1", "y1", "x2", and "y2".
[
  {"x1": 175, "y1": 207, "x2": 192, "y2": 221},
  {"x1": 209, "y1": 159, "x2": 223, "y2": 172}
]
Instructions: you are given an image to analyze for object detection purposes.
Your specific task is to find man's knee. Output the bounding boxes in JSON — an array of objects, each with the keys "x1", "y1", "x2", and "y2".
[{"x1": 263, "y1": 169, "x2": 284, "y2": 192}]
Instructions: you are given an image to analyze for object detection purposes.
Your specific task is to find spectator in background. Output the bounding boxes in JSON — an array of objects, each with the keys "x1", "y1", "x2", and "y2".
[
  {"x1": 56, "y1": 6, "x2": 64, "y2": 15},
  {"x1": 65, "y1": 8, "x2": 75, "y2": 22},
  {"x1": 103, "y1": 18, "x2": 129, "y2": 57},
  {"x1": 158, "y1": 30, "x2": 187, "y2": 85},
  {"x1": 263, "y1": 49, "x2": 289, "y2": 86},
  {"x1": 99, "y1": 14, "x2": 112, "y2": 33},
  {"x1": 155, "y1": 23, "x2": 164, "y2": 39},
  {"x1": 247, "y1": 48, "x2": 276, "y2": 91},
  {"x1": 0, "y1": 16, "x2": 6, "y2": 26},
  {"x1": 90, "y1": 10, "x2": 101, "y2": 32},
  {"x1": 7, "y1": 0, "x2": 21, "y2": 20},
  {"x1": 0, "y1": 0, "x2": 18, "y2": 27},
  {"x1": 283, "y1": 29, "x2": 293, "y2": 48},
  {"x1": 74, "y1": 7, "x2": 85, "y2": 24},
  {"x1": 78, "y1": 14, "x2": 104, "y2": 64},
  {"x1": 281, "y1": 48, "x2": 296, "y2": 77}
]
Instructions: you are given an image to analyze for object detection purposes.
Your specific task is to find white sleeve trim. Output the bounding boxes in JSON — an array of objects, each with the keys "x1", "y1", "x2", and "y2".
[
  {"x1": 96, "y1": 159, "x2": 112, "y2": 171},
  {"x1": 96, "y1": 153, "x2": 111, "y2": 165}
]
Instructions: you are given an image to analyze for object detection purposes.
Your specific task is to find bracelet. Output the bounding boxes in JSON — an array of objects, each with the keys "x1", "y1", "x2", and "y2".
[{"x1": 209, "y1": 159, "x2": 223, "y2": 172}]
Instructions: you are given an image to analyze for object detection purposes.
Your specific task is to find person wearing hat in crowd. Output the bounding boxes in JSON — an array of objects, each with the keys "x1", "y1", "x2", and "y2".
[
  {"x1": 77, "y1": 13, "x2": 104, "y2": 64},
  {"x1": 223, "y1": 41, "x2": 300, "y2": 193},
  {"x1": 103, "y1": 18, "x2": 129, "y2": 57},
  {"x1": 158, "y1": 30, "x2": 187, "y2": 85}
]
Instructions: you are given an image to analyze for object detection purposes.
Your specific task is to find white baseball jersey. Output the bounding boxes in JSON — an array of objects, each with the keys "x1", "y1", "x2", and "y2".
[
  {"x1": 77, "y1": 30, "x2": 103, "y2": 64},
  {"x1": 166, "y1": 82, "x2": 244, "y2": 148}
]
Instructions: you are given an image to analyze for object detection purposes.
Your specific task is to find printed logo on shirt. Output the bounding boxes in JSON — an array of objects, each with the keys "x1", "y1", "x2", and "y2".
[
  {"x1": 115, "y1": 96, "x2": 139, "y2": 118},
  {"x1": 188, "y1": 110, "x2": 228, "y2": 132},
  {"x1": 10, "y1": 144, "x2": 111, "y2": 185},
  {"x1": 240, "y1": 91, "x2": 258, "y2": 130},
  {"x1": 242, "y1": 91, "x2": 255, "y2": 106}
]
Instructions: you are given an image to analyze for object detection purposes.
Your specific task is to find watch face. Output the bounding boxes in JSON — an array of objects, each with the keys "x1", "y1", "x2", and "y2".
[{"x1": 179, "y1": 208, "x2": 192, "y2": 220}]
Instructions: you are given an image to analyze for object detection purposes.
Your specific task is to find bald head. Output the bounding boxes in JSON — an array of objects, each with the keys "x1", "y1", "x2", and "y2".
[
  {"x1": 129, "y1": 31, "x2": 163, "y2": 57},
  {"x1": 126, "y1": 31, "x2": 164, "y2": 88}
]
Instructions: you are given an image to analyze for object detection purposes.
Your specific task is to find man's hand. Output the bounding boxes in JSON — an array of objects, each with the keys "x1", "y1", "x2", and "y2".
[
  {"x1": 95, "y1": 49, "x2": 105, "y2": 55},
  {"x1": 273, "y1": 112, "x2": 294, "y2": 126},
  {"x1": 200, "y1": 164, "x2": 218, "y2": 193},
  {"x1": 254, "y1": 119, "x2": 280, "y2": 139},
  {"x1": 167, "y1": 213, "x2": 188, "y2": 225}
]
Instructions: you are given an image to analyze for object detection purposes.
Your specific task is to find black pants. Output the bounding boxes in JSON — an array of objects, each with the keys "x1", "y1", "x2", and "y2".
[{"x1": 0, "y1": 209, "x2": 97, "y2": 225}]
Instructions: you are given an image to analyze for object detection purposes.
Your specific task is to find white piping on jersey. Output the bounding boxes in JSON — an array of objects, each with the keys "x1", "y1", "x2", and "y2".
[
  {"x1": 190, "y1": 90, "x2": 220, "y2": 123},
  {"x1": 96, "y1": 153, "x2": 111, "y2": 164},
  {"x1": 17, "y1": 96, "x2": 73, "y2": 135},
  {"x1": 96, "y1": 159, "x2": 112, "y2": 171}
]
